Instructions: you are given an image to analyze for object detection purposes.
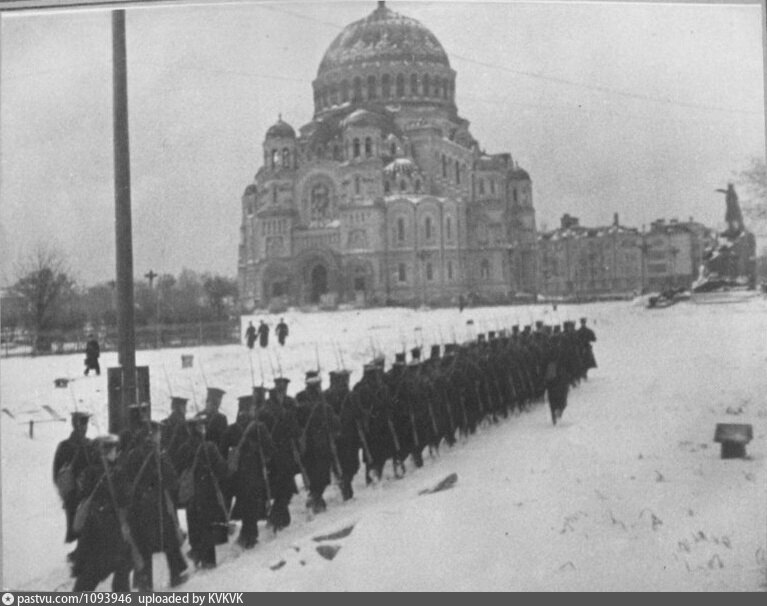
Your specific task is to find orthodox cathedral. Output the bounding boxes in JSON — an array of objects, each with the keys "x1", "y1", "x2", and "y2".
[{"x1": 238, "y1": 1, "x2": 537, "y2": 309}]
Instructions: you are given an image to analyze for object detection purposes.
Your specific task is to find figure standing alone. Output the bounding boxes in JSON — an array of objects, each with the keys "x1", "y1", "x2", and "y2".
[{"x1": 84, "y1": 335, "x2": 100, "y2": 376}]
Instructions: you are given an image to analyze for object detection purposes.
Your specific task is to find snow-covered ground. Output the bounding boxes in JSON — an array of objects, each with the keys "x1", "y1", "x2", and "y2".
[{"x1": 2, "y1": 300, "x2": 766, "y2": 591}]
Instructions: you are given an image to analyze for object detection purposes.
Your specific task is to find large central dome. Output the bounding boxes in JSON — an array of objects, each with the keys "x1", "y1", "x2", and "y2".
[{"x1": 317, "y1": 1, "x2": 450, "y2": 77}]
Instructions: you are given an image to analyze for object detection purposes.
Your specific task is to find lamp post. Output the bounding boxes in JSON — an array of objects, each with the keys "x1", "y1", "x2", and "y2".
[{"x1": 111, "y1": 9, "x2": 137, "y2": 433}]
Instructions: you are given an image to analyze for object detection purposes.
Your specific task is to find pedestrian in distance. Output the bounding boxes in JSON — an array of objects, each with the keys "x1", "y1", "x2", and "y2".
[
  {"x1": 84, "y1": 335, "x2": 101, "y2": 376},
  {"x1": 244, "y1": 322, "x2": 257, "y2": 350},
  {"x1": 276, "y1": 318, "x2": 289, "y2": 347},
  {"x1": 257, "y1": 320, "x2": 270, "y2": 349}
]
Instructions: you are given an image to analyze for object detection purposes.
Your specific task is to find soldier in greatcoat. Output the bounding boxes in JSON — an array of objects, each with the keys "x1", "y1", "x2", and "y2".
[
  {"x1": 545, "y1": 335, "x2": 571, "y2": 425},
  {"x1": 199, "y1": 387, "x2": 228, "y2": 458},
  {"x1": 176, "y1": 416, "x2": 229, "y2": 569},
  {"x1": 296, "y1": 371, "x2": 341, "y2": 514},
  {"x1": 226, "y1": 400, "x2": 274, "y2": 548},
  {"x1": 351, "y1": 362, "x2": 398, "y2": 483},
  {"x1": 53, "y1": 411, "x2": 94, "y2": 548},
  {"x1": 577, "y1": 317, "x2": 598, "y2": 378},
  {"x1": 385, "y1": 353, "x2": 415, "y2": 470},
  {"x1": 161, "y1": 396, "x2": 191, "y2": 473},
  {"x1": 324, "y1": 369, "x2": 362, "y2": 500},
  {"x1": 71, "y1": 435, "x2": 133, "y2": 592},
  {"x1": 124, "y1": 421, "x2": 187, "y2": 590},
  {"x1": 259, "y1": 377, "x2": 301, "y2": 530}
]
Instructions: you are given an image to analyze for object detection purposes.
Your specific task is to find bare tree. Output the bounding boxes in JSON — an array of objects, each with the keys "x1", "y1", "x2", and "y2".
[
  {"x1": 203, "y1": 274, "x2": 238, "y2": 320},
  {"x1": 10, "y1": 244, "x2": 76, "y2": 353}
]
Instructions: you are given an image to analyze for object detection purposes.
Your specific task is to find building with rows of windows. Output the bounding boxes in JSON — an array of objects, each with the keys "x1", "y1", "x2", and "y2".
[
  {"x1": 537, "y1": 213, "x2": 715, "y2": 299},
  {"x1": 237, "y1": 1, "x2": 537, "y2": 310}
]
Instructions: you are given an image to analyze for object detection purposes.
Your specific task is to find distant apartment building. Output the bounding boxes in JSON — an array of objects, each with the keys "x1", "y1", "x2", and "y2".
[
  {"x1": 538, "y1": 214, "x2": 715, "y2": 298},
  {"x1": 643, "y1": 218, "x2": 715, "y2": 291},
  {"x1": 537, "y1": 214, "x2": 643, "y2": 299}
]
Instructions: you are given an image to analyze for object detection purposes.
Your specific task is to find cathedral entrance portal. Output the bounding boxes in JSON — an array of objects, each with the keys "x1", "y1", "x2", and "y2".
[{"x1": 310, "y1": 264, "x2": 328, "y2": 303}]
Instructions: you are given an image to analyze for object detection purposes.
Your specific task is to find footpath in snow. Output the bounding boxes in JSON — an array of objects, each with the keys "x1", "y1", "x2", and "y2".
[{"x1": 2, "y1": 300, "x2": 766, "y2": 591}]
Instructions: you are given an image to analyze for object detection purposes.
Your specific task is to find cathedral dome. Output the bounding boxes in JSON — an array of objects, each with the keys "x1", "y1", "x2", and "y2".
[
  {"x1": 341, "y1": 108, "x2": 385, "y2": 129},
  {"x1": 317, "y1": 2, "x2": 450, "y2": 77},
  {"x1": 266, "y1": 117, "x2": 296, "y2": 139}
]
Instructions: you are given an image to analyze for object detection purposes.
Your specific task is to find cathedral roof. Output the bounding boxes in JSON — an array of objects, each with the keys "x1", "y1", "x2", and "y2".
[
  {"x1": 318, "y1": 2, "x2": 450, "y2": 76},
  {"x1": 266, "y1": 117, "x2": 296, "y2": 139}
]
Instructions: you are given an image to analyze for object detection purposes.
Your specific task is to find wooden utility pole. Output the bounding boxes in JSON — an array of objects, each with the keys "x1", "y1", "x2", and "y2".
[{"x1": 111, "y1": 9, "x2": 137, "y2": 433}]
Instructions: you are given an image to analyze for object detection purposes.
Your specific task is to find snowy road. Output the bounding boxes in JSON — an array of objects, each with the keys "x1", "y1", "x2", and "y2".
[{"x1": 2, "y1": 300, "x2": 766, "y2": 591}]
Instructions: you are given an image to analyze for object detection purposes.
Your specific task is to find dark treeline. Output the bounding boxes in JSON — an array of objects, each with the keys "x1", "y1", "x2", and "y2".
[{"x1": 2, "y1": 261, "x2": 238, "y2": 354}]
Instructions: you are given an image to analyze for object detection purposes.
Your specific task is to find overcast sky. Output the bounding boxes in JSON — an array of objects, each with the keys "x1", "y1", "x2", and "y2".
[{"x1": 1, "y1": 0, "x2": 764, "y2": 286}]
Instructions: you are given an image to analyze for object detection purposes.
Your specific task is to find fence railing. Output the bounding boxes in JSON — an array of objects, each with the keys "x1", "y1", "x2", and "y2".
[{"x1": 0, "y1": 320, "x2": 241, "y2": 358}]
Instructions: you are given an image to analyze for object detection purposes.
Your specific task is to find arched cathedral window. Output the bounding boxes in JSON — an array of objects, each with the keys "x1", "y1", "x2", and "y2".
[{"x1": 310, "y1": 183, "x2": 331, "y2": 223}]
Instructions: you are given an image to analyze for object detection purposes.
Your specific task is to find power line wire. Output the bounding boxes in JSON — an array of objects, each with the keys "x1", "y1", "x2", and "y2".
[{"x1": 255, "y1": 3, "x2": 762, "y2": 117}]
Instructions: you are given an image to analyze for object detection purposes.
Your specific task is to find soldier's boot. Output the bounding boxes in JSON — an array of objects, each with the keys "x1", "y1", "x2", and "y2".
[
  {"x1": 412, "y1": 450, "x2": 424, "y2": 468},
  {"x1": 311, "y1": 491, "x2": 327, "y2": 514},
  {"x1": 340, "y1": 478, "x2": 353, "y2": 501},
  {"x1": 550, "y1": 407, "x2": 557, "y2": 426}
]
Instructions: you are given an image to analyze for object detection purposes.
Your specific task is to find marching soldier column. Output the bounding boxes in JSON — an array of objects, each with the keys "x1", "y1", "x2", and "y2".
[{"x1": 53, "y1": 316, "x2": 597, "y2": 591}]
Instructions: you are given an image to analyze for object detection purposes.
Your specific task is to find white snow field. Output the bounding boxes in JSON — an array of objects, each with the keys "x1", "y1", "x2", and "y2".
[{"x1": 2, "y1": 300, "x2": 766, "y2": 591}]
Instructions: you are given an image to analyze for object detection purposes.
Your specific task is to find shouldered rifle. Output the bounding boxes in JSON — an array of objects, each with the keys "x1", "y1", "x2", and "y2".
[
  {"x1": 318, "y1": 390, "x2": 343, "y2": 481},
  {"x1": 290, "y1": 438, "x2": 311, "y2": 491},
  {"x1": 99, "y1": 450, "x2": 144, "y2": 574},
  {"x1": 437, "y1": 383, "x2": 456, "y2": 437},
  {"x1": 199, "y1": 431, "x2": 230, "y2": 529},
  {"x1": 254, "y1": 423, "x2": 273, "y2": 517},
  {"x1": 349, "y1": 392, "x2": 373, "y2": 466}
]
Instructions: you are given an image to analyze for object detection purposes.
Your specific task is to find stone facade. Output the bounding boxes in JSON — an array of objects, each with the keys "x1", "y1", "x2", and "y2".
[
  {"x1": 237, "y1": 2, "x2": 536, "y2": 310},
  {"x1": 538, "y1": 214, "x2": 643, "y2": 299},
  {"x1": 538, "y1": 214, "x2": 715, "y2": 298}
]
